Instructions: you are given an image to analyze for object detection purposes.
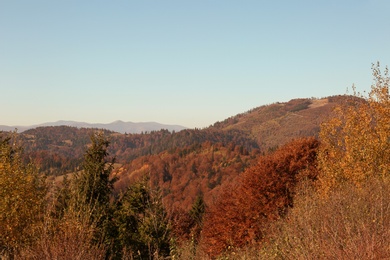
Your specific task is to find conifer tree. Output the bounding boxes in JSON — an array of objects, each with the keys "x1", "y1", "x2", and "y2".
[
  {"x1": 72, "y1": 132, "x2": 116, "y2": 219},
  {"x1": 189, "y1": 194, "x2": 206, "y2": 242},
  {"x1": 66, "y1": 131, "x2": 118, "y2": 259},
  {"x1": 115, "y1": 176, "x2": 172, "y2": 259},
  {"x1": 189, "y1": 195, "x2": 206, "y2": 226}
]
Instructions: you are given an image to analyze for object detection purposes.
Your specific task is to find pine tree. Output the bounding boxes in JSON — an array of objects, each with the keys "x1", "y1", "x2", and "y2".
[
  {"x1": 72, "y1": 132, "x2": 116, "y2": 220},
  {"x1": 189, "y1": 195, "x2": 206, "y2": 227},
  {"x1": 189, "y1": 195, "x2": 206, "y2": 241},
  {"x1": 66, "y1": 132, "x2": 118, "y2": 259},
  {"x1": 115, "y1": 176, "x2": 172, "y2": 259}
]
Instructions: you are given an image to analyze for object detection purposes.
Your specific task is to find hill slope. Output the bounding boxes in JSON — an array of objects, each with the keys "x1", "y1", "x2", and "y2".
[
  {"x1": 4, "y1": 96, "x2": 349, "y2": 211},
  {"x1": 212, "y1": 96, "x2": 345, "y2": 149}
]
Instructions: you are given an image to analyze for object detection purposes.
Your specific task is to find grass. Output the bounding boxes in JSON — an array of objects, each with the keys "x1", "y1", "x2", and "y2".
[{"x1": 228, "y1": 177, "x2": 390, "y2": 260}]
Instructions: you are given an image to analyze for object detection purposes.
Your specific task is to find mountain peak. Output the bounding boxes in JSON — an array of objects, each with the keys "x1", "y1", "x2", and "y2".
[{"x1": 111, "y1": 120, "x2": 125, "y2": 124}]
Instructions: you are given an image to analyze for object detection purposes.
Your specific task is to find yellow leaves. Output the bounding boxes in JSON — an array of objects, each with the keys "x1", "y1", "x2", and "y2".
[
  {"x1": 318, "y1": 63, "x2": 390, "y2": 193},
  {"x1": 0, "y1": 134, "x2": 46, "y2": 254}
]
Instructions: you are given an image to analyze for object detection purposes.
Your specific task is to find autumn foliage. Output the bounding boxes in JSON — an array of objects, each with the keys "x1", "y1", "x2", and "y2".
[
  {"x1": 318, "y1": 63, "x2": 390, "y2": 192},
  {"x1": 1, "y1": 64, "x2": 389, "y2": 259},
  {"x1": 0, "y1": 134, "x2": 46, "y2": 258},
  {"x1": 200, "y1": 137, "x2": 319, "y2": 258}
]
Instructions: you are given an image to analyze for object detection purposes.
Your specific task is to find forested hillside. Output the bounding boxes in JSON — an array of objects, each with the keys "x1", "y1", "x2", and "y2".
[
  {"x1": 1, "y1": 66, "x2": 389, "y2": 260},
  {"x1": 17, "y1": 96, "x2": 345, "y2": 176},
  {"x1": 12, "y1": 96, "x2": 345, "y2": 212}
]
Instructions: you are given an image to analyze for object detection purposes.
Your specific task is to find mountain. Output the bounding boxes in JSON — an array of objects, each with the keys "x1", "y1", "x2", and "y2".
[
  {"x1": 0, "y1": 120, "x2": 187, "y2": 134},
  {"x1": 9, "y1": 95, "x2": 350, "y2": 178},
  {"x1": 211, "y1": 96, "x2": 346, "y2": 150},
  {"x1": 3, "y1": 95, "x2": 350, "y2": 210}
]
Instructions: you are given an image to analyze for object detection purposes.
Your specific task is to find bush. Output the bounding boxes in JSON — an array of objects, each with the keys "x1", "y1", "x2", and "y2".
[
  {"x1": 258, "y1": 176, "x2": 390, "y2": 259},
  {"x1": 200, "y1": 138, "x2": 319, "y2": 258}
]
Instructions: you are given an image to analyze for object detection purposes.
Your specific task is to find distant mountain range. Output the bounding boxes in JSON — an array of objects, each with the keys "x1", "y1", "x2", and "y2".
[{"x1": 0, "y1": 120, "x2": 187, "y2": 134}]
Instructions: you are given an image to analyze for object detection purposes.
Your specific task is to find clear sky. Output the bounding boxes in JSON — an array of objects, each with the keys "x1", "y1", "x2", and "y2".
[{"x1": 1, "y1": 1, "x2": 389, "y2": 128}]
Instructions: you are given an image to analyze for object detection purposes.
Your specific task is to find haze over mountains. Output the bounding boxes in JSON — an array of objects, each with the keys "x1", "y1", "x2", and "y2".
[{"x1": 0, "y1": 120, "x2": 187, "y2": 134}]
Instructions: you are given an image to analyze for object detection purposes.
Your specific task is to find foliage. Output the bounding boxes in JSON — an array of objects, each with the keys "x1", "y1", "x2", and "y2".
[
  {"x1": 114, "y1": 176, "x2": 172, "y2": 259},
  {"x1": 19, "y1": 204, "x2": 108, "y2": 260},
  {"x1": 318, "y1": 63, "x2": 390, "y2": 192},
  {"x1": 189, "y1": 195, "x2": 206, "y2": 229},
  {"x1": 19, "y1": 126, "x2": 259, "y2": 176},
  {"x1": 200, "y1": 138, "x2": 319, "y2": 258},
  {"x1": 71, "y1": 132, "x2": 116, "y2": 220},
  {"x1": 256, "y1": 176, "x2": 390, "y2": 259},
  {"x1": 20, "y1": 126, "x2": 104, "y2": 175},
  {"x1": 17, "y1": 95, "x2": 343, "y2": 178},
  {"x1": 44, "y1": 132, "x2": 119, "y2": 259},
  {"x1": 4, "y1": 67, "x2": 390, "y2": 259},
  {"x1": 213, "y1": 97, "x2": 342, "y2": 150},
  {"x1": 0, "y1": 133, "x2": 46, "y2": 258},
  {"x1": 115, "y1": 141, "x2": 258, "y2": 212}
]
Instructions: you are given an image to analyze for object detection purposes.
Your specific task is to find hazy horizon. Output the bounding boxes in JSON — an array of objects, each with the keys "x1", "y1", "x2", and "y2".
[
  {"x1": 1, "y1": 119, "x2": 188, "y2": 127},
  {"x1": 1, "y1": 1, "x2": 389, "y2": 128}
]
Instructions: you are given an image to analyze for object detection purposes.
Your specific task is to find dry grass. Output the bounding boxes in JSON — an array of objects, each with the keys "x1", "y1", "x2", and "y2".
[
  {"x1": 257, "y1": 177, "x2": 390, "y2": 260},
  {"x1": 308, "y1": 98, "x2": 329, "y2": 109},
  {"x1": 16, "y1": 209, "x2": 107, "y2": 260}
]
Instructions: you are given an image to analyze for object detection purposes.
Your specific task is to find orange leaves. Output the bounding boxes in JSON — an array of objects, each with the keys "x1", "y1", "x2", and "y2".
[
  {"x1": 318, "y1": 63, "x2": 390, "y2": 192},
  {"x1": 200, "y1": 138, "x2": 319, "y2": 258}
]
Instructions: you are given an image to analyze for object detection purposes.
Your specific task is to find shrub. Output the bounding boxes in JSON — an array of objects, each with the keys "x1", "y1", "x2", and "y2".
[
  {"x1": 200, "y1": 138, "x2": 319, "y2": 258},
  {"x1": 258, "y1": 176, "x2": 390, "y2": 259}
]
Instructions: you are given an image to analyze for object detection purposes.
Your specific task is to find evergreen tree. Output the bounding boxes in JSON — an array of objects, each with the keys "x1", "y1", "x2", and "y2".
[
  {"x1": 189, "y1": 195, "x2": 206, "y2": 227},
  {"x1": 115, "y1": 176, "x2": 172, "y2": 259},
  {"x1": 72, "y1": 132, "x2": 116, "y2": 219},
  {"x1": 67, "y1": 132, "x2": 118, "y2": 258}
]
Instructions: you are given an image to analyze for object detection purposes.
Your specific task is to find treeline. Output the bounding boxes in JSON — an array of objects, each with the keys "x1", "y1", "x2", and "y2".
[{"x1": 19, "y1": 126, "x2": 259, "y2": 176}]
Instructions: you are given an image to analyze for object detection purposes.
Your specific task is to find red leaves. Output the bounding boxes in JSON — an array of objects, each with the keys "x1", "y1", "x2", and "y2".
[{"x1": 200, "y1": 138, "x2": 319, "y2": 258}]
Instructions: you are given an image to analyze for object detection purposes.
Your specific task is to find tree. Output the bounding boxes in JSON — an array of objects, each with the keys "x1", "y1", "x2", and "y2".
[
  {"x1": 72, "y1": 132, "x2": 116, "y2": 220},
  {"x1": 0, "y1": 133, "x2": 46, "y2": 258},
  {"x1": 65, "y1": 132, "x2": 118, "y2": 259},
  {"x1": 189, "y1": 195, "x2": 206, "y2": 229},
  {"x1": 114, "y1": 176, "x2": 172, "y2": 259},
  {"x1": 200, "y1": 138, "x2": 319, "y2": 258},
  {"x1": 21, "y1": 132, "x2": 116, "y2": 259},
  {"x1": 318, "y1": 63, "x2": 390, "y2": 192}
]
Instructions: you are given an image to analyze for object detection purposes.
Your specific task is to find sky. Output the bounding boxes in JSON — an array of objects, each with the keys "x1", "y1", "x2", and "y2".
[{"x1": 1, "y1": 1, "x2": 389, "y2": 128}]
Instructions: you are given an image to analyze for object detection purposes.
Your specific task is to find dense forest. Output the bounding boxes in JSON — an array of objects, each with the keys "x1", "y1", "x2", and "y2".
[{"x1": 1, "y1": 64, "x2": 389, "y2": 259}]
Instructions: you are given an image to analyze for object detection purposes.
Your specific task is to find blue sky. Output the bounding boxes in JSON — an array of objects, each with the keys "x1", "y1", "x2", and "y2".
[{"x1": 1, "y1": 1, "x2": 389, "y2": 128}]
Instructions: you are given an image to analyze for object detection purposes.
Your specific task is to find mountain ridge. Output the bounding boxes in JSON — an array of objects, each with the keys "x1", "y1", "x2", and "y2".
[
  {"x1": 210, "y1": 96, "x2": 348, "y2": 149},
  {"x1": 0, "y1": 120, "x2": 187, "y2": 134},
  {"x1": 3, "y1": 95, "x2": 351, "y2": 210}
]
